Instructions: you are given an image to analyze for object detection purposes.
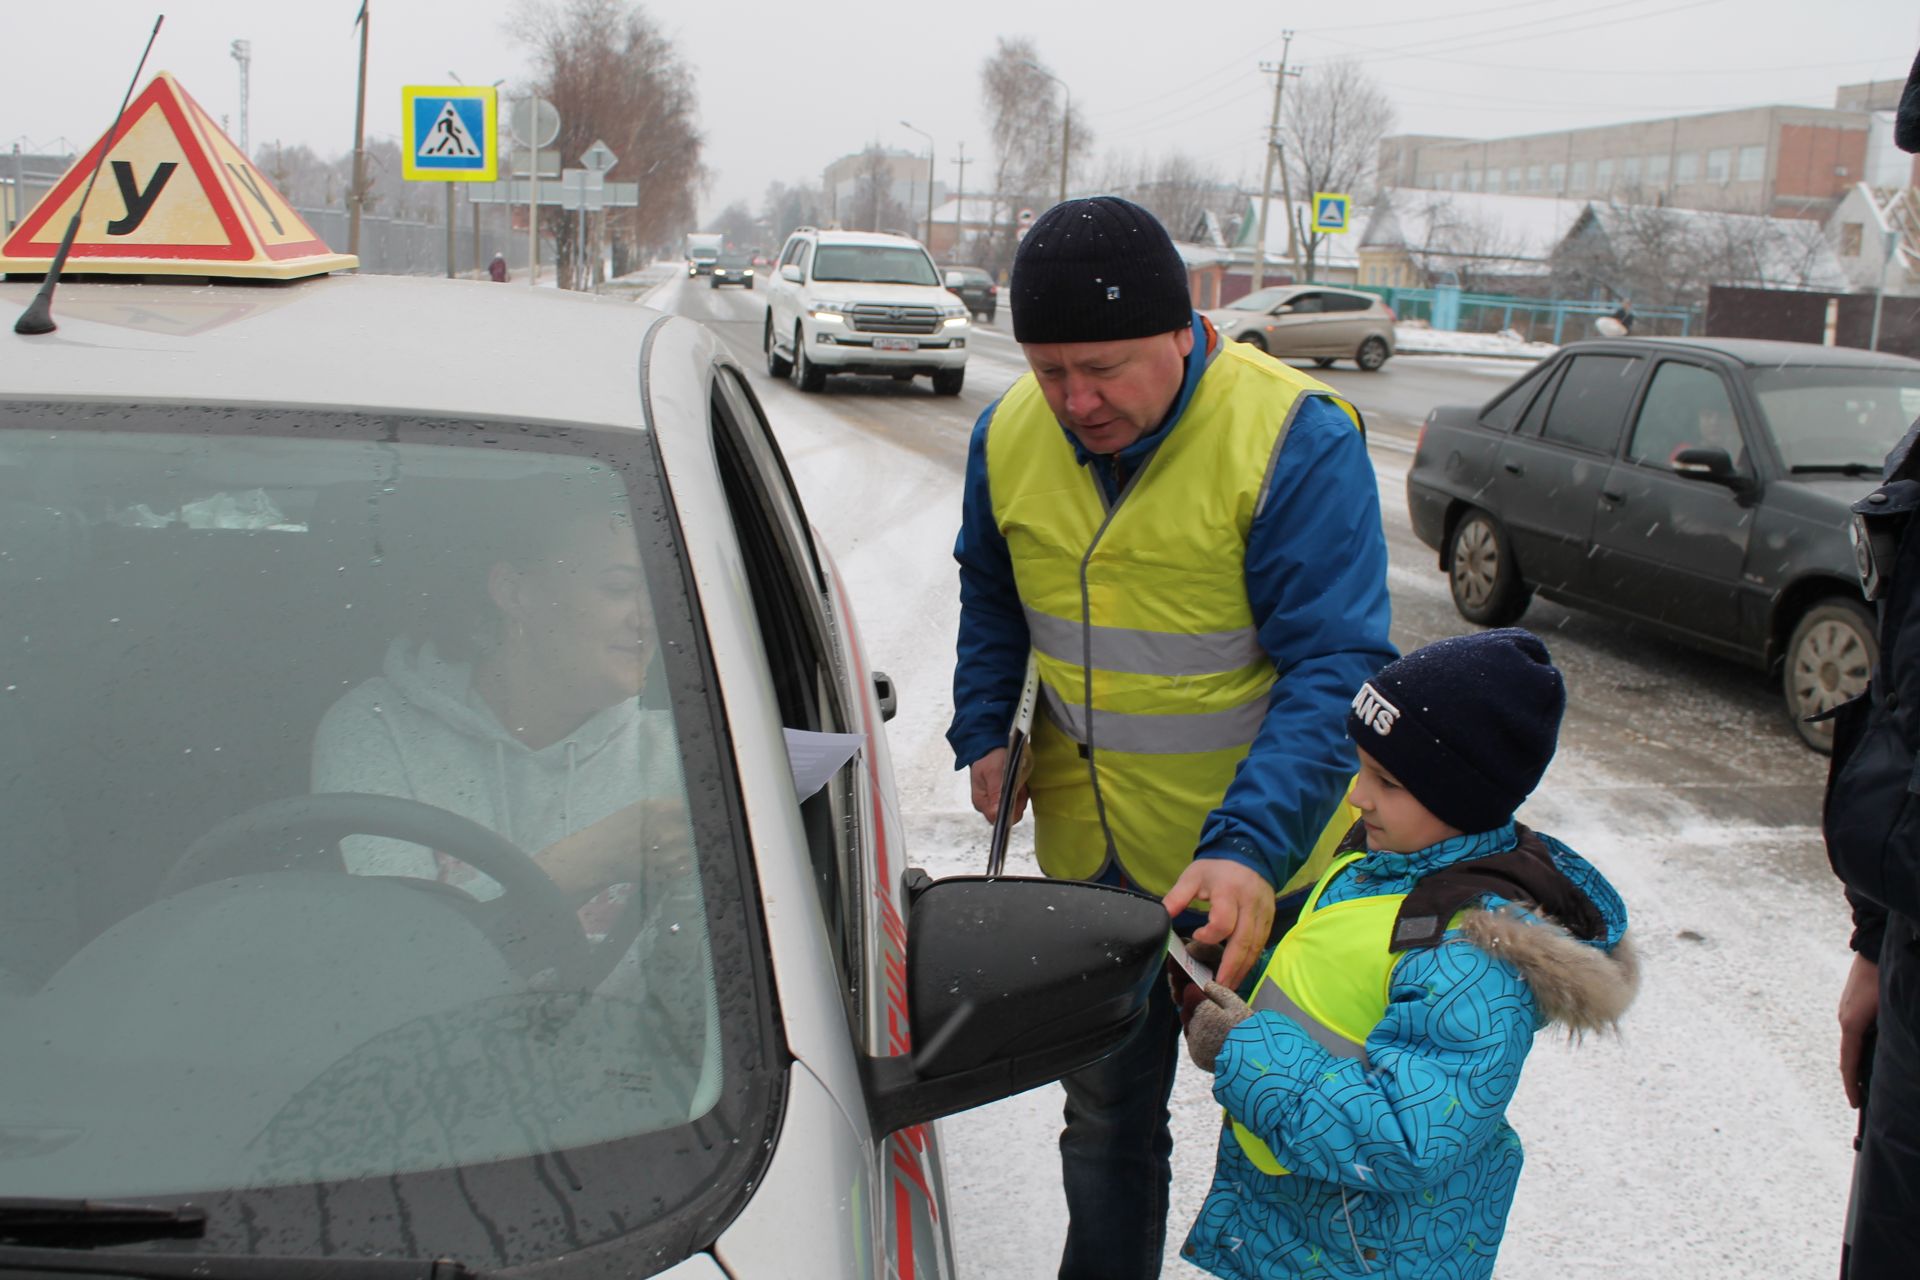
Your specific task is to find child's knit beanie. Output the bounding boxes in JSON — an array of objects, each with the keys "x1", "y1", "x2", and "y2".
[{"x1": 1346, "y1": 628, "x2": 1566, "y2": 835}]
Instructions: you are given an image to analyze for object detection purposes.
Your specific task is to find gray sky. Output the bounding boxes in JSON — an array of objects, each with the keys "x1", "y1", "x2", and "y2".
[{"x1": 4, "y1": 0, "x2": 1916, "y2": 222}]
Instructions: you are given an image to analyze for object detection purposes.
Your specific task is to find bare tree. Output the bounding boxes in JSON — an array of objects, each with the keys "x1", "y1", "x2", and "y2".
[
  {"x1": 1282, "y1": 58, "x2": 1394, "y2": 278},
  {"x1": 1100, "y1": 150, "x2": 1240, "y2": 243},
  {"x1": 762, "y1": 178, "x2": 825, "y2": 247},
  {"x1": 1551, "y1": 199, "x2": 1836, "y2": 313},
  {"x1": 978, "y1": 37, "x2": 1095, "y2": 278},
  {"x1": 1391, "y1": 193, "x2": 1533, "y2": 294},
  {"x1": 512, "y1": 0, "x2": 704, "y2": 287},
  {"x1": 709, "y1": 199, "x2": 762, "y2": 251},
  {"x1": 850, "y1": 144, "x2": 911, "y2": 234}
]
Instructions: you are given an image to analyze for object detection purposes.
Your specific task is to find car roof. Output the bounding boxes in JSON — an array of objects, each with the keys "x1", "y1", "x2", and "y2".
[
  {"x1": 809, "y1": 229, "x2": 925, "y2": 248},
  {"x1": 0, "y1": 275, "x2": 669, "y2": 427},
  {"x1": 1560, "y1": 335, "x2": 1920, "y2": 371}
]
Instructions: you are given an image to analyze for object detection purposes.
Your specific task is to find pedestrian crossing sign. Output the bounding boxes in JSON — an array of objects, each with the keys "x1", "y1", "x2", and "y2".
[
  {"x1": 1311, "y1": 192, "x2": 1351, "y2": 234},
  {"x1": 401, "y1": 85, "x2": 498, "y2": 181}
]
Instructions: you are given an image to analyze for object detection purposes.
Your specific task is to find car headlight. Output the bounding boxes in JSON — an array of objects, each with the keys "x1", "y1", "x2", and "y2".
[{"x1": 809, "y1": 304, "x2": 851, "y2": 322}]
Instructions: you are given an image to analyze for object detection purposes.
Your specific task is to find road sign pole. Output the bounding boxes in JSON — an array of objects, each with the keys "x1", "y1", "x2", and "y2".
[{"x1": 445, "y1": 182, "x2": 455, "y2": 278}]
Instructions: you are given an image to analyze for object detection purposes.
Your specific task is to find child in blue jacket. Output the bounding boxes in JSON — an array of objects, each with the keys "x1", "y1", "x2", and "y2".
[{"x1": 1179, "y1": 629, "x2": 1637, "y2": 1279}]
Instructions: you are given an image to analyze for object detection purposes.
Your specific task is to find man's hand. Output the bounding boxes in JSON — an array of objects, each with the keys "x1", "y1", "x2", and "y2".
[
  {"x1": 1840, "y1": 951, "x2": 1880, "y2": 1109},
  {"x1": 1162, "y1": 858, "x2": 1275, "y2": 991},
  {"x1": 968, "y1": 747, "x2": 1029, "y2": 825}
]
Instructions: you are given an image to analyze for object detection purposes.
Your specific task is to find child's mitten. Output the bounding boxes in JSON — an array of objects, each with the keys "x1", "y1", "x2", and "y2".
[{"x1": 1184, "y1": 981, "x2": 1252, "y2": 1071}]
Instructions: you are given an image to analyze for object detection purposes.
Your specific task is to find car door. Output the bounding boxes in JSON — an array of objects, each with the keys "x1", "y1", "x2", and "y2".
[
  {"x1": 1492, "y1": 351, "x2": 1647, "y2": 599},
  {"x1": 1267, "y1": 290, "x2": 1329, "y2": 356},
  {"x1": 1588, "y1": 357, "x2": 1757, "y2": 646},
  {"x1": 1320, "y1": 290, "x2": 1374, "y2": 353},
  {"x1": 709, "y1": 369, "x2": 954, "y2": 1280}
]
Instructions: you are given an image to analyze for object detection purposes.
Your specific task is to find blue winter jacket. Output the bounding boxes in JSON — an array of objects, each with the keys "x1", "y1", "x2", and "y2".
[
  {"x1": 946, "y1": 313, "x2": 1396, "y2": 895},
  {"x1": 1182, "y1": 822, "x2": 1636, "y2": 1280}
]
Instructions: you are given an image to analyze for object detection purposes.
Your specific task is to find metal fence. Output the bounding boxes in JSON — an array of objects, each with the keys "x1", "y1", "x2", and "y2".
[{"x1": 1350, "y1": 284, "x2": 1698, "y2": 342}]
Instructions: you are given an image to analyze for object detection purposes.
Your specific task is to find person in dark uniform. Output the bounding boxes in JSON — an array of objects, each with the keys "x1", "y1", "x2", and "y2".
[{"x1": 1824, "y1": 48, "x2": 1920, "y2": 1280}]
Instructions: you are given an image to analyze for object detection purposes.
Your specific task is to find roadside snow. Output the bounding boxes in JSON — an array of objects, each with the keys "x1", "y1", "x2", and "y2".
[{"x1": 1396, "y1": 323, "x2": 1556, "y2": 361}]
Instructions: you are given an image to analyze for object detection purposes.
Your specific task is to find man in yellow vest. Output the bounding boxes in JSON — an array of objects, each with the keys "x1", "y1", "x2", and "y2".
[{"x1": 947, "y1": 196, "x2": 1394, "y2": 1279}]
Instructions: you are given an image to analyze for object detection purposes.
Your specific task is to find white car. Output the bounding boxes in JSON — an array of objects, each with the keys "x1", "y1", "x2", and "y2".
[
  {"x1": 762, "y1": 228, "x2": 970, "y2": 395},
  {"x1": 0, "y1": 271, "x2": 1165, "y2": 1278}
]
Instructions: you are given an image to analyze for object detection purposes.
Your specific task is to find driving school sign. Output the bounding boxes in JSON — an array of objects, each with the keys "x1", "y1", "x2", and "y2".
[{"x1": 401, "y1": 85, "x2": 498, "y2": 181}]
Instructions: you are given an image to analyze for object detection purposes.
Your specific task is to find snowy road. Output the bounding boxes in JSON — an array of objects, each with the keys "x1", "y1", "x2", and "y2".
[{"x1": 660, "y1": 275, "x2": 1856, "y2": 1278}]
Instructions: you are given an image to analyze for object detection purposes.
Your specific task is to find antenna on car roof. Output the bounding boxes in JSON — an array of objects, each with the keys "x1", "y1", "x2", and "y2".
[{"x1": 14, "y1": 13, "x2": 165, "y2": 336}]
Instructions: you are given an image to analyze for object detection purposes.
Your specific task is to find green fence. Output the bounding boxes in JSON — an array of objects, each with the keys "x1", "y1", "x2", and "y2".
[{"x1": 1347, "y1": 284, "x2": 1696, "y2": 343}]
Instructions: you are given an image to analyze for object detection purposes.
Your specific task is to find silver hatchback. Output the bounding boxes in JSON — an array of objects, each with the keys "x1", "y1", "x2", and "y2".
[{"x1": 1205, "y1": 285, "x2": 1397, "y2": 371}]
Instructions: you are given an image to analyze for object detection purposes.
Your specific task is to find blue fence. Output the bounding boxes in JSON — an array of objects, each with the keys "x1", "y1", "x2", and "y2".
[{"x1": 1350, "y1": 284, "x2": 1697, "y2": 343}]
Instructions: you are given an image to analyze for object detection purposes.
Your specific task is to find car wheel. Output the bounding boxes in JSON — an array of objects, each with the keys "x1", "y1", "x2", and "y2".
[
  {"x1": 1237, "y1": 332, "x2": 1269, "y2": 353},
  {"x1": 932, "y1": 367, "x2": 965, "y2": 396},
  {"x1": 764, "y1": 314, "x2": 792, "y2": 379},
  {"x1": 1785, "y1": 598, "x2": 1877, "y2": 754},
  {"x1": 1356, "y1": 336, "x2": 1390, "y2": 372},
  {"x1": 710, "y1": 278, "x2": 720, "y2": 289},
  {"x1": 1448, "y1": 508, "x2": 1530, "y2": 626},
  {"x1": 1313, "y1": 357, "x2": 1337, "y2": 369},
  {"x1": 793, "y1": 326, "x2": 826, "y2": 393}
]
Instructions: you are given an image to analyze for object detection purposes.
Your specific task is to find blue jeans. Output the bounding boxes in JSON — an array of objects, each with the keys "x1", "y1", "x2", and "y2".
[{"x1": 1058, "y1": 968, "x2": 1182, "y2": 1280}]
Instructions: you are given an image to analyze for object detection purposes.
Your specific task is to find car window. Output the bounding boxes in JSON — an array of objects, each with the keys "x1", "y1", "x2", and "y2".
[
  {"x1": 812, "y1": 244, "x2": 939, "y2": 286},
  {"x1": 1749, "y1": 366, "x2": 1920, "y2": 473},
  {"x1": 1226, "y1": 286, "x2": 1293, "y2": 312},
  {"x1": 1286, "y1": 292, "x2": 1325, "y2": 315},
  {"x1": 710, "y1": 371, "x2": 862, "y2": 994},
  {"x1": 1540, "y1": 354, "x2": 1644, "y2": 454},
  {"x1": 1321, "y1": 292, "x2": 1373, "y2": 313},
  {"x1": 1516, "y1": 362, "x2": 1568, "y2": 438},
  {"x1": 1629, "y1": 362, "x2": 1745, "y2": 470},
  {"x1": 0, "y1": 404, "x2": 776, "y2": 1263},
  {"x1": 1483, "y1": 361, "x2": 1555, "y2": 432},
  {"x1": 795, "y1": 240, "x2": 813, "y2": 275}
]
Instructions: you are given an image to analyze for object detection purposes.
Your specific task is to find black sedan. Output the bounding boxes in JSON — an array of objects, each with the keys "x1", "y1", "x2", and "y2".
[
  {"x1": 1406, "y1": 337, "x2": 1920, "y2": 751},
  {"x1": 942, "y1": 265, "x2": 997, "y2": 323},
  {"x1": 711, "y1": 251, "x2": 755, "y2": 288}
]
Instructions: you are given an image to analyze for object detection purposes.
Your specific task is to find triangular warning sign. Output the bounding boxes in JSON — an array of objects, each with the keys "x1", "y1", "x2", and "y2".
[
  {"x1": 0, "y1": 72, "x2": 356, "y2": 280},
  {"x1": 419, "y1": 102, "x2": 481, "y2": 159}
]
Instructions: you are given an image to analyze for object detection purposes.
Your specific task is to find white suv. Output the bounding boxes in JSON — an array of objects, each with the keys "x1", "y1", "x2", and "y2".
[{"x1": 763, "y1": 228, "x2": 970, "y2": 395}]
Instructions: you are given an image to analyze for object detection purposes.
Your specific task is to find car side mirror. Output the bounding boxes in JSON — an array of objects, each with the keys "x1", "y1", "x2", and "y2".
[
  {"x1": 1271, "y1": 303, "x2": 1293, "y2": 315},
  {"x1": 1671, "y1": 446, "x2": 1742, "y2": 485},
  {"x1": 781, "y1": 264, "x2": 803, "y2": 284},
  {"x1": 943, "y1": 271, "x2": 965, "y2": 289},
  {"x1": 859, "y1": 874, "x2": 1167, "y2": 1137},
  {"x1": 871, "y1": 669, "x2": 898, "y2": 722}
]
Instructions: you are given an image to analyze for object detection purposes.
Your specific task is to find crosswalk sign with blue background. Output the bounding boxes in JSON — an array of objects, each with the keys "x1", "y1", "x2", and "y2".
[
  {"x1": 1311, "y1": 192, "x2": 1351, "y2": 234},
  {"x1": 401, "y1": 85, "x2": 498, "y2": 181}
]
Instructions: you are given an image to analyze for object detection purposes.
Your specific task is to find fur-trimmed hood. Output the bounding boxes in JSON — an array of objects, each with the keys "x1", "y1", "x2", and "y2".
[{"x1": 1460, "y1": 905, "x2": 1639, "y2": 1033}]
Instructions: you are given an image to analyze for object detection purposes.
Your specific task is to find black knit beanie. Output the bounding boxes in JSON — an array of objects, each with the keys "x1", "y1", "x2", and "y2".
[
  {"x1": 1010, "y1": 196, "x2": 1193, "y2": 344},
  {"x1": 1346, "y1": 628, "x2": 1566, "y2": 836}
]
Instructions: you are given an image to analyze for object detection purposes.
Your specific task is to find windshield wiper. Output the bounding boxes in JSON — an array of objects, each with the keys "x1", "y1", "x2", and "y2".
[
  {"x1": 0, "y1": 1243, "x2": 479, "y2": 1280},
  {"x1": 0, "y1": 1200, "x2": 205, "y2": 1248},
  {"x1": 1790, "y1": 462, "x2": 1879, "y2": 477}
]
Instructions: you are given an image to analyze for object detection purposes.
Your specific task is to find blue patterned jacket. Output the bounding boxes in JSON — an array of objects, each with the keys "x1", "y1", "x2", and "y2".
[{"x1": 1182, "y1": 822, "x2": 1636, "y2": 1279}]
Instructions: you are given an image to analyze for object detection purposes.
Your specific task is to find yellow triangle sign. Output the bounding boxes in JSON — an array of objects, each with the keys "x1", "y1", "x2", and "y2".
[{"x1": 0, "y1": 72, "x2": 357, "y2": 280}]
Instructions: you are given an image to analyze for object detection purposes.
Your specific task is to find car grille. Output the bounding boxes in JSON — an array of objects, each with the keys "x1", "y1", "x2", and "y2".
[{"x1": 849, "y1": 304, "x2": 941, "y2": 335}]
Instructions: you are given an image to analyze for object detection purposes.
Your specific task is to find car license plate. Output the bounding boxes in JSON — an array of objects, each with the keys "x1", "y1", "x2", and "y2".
[{"x1": 873, "y1": 336, "x2": 917, "y2": 351}]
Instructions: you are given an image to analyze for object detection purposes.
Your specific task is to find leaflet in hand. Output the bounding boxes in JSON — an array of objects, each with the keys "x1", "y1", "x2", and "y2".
[{"x1": 1166, "y1": 930, "x2": 1215, "y2": 988}]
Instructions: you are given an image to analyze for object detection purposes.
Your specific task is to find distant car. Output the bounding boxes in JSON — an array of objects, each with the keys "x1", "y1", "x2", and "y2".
[
  {"x1": 941, "y1": 266, "x2": 998, "y2": 324},
  {"x1": 711, "y1": 251, "x2": 755, "y2": 289},
  {"x1": 1204, "y1": 285, "x2": 1396, "y2": 371},
  {"x1": 1406, "y1": 336, "x2": 1920, "y2": 751}
]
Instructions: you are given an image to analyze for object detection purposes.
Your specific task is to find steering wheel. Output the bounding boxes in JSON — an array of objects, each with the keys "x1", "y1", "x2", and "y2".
[{"x1": 161, "y1": 793, "x2": 594, "y2": 989}]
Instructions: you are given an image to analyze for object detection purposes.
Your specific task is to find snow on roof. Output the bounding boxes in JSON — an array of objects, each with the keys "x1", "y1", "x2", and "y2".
[
  {"x1": 1582, "y1": 200, "x2": 1850, "y2": 291},
  {"x1": 1172, "y1": 239, "x2": 1234, "y2": 268},
  {"x1": 929, "y1": 196, "x2": 1021, "y2": 225},
  {"x1": 1363, "y1": 190, "x2": 1590, "y2": 271}
]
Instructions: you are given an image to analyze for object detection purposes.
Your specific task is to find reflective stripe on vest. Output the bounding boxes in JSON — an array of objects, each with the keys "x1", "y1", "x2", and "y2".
[
  {"x1": 986, "y1": 341, "x2": 1365, "y2": 896},
  {"x1": 1229, "y1": 850, "x2": 1417, "y2": 1177}
]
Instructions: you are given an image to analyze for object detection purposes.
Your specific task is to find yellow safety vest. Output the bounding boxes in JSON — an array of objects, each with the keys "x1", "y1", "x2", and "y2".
[
  {"x1": 984, "y1": 339, "x2": 1362, "y2": 897},
  {"x1": 1228, "y1": 850, "x2": 1465, "y2": 1176}
]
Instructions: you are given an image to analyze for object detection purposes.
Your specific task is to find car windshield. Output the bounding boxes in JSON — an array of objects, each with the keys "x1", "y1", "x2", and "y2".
[
  {"x1": 812, "y1": 244, "x2": 939, "y2": 285},
  {"x1": 1747, "y1": 367, "x2": 1920, "y2": 472},
  {"x1": 0, "y1": 406, "x2": 772, "y2": 1266},
  {"x1": 1225, "y1": 287, "x2": 1295, "y2": 312}
]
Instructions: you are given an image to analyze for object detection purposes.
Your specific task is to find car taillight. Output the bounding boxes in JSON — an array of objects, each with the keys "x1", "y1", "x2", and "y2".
[
  {"x1": 1415, "y1": 417, "x2": 1428, "y2": 455},
  {"x1": 989, "y1": 285, "x2": 998, "y2": 295},
  {"x1": 1385, "y1": 305, "x2": 1397, "y2": 322}
]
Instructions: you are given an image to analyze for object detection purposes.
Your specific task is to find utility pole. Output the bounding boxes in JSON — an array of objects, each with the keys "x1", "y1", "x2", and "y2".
[
  {"x1": 229, "y1": 40, "x2": 251, "y2": 158},
  {"x1": 902, "y1": 121, "x2": 934, "y2": 244},
  {"x1": 348, "y1": 2, "x2": 369, "y2": 256},
  {"x1": 1251, "y1": 33, "x2": 1298, "y2": 293},
  {"x1": 951, "y1": 142, "x2": 969, "y2": 258}
]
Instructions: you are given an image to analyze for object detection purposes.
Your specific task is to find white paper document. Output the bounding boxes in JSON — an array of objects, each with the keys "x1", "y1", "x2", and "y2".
[{"x1": 784, "y1": 728, "x2": 866, "y2": 799}]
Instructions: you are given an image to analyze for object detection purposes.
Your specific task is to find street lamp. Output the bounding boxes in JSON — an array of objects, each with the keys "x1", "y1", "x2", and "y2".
[
  {"x1": 1019, "y1": 61, "x2": 1071, "y2": 204},
  {"x1": 900, "y1": 119, "x2": 934, "y2": 246}
]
